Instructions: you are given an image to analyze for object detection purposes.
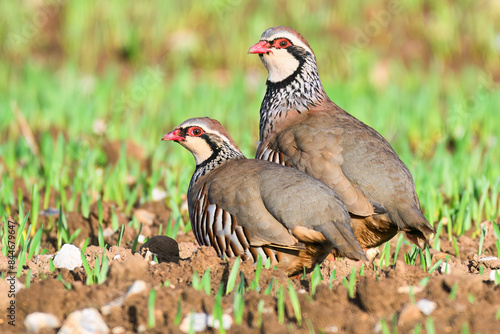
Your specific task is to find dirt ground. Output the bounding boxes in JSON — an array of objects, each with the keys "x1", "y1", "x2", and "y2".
[{"x1": 1, "y1": 200, "x2": 500, "y2": 334}]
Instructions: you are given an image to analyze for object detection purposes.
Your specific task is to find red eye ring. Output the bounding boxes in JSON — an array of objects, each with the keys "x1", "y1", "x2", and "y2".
[
  {"x1": 273, "y1": 38, "x2": 291, "y2": 48},
  {"x1": 187, "y1": 127, "x2": 204, "y2": 137}
]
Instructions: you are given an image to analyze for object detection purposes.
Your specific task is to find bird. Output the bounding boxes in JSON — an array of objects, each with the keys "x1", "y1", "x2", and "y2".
[
  {"x1": 162, "y1": 117, "x2": 367, "y2": 276},
  {"x1": 248, "y1": 26, "x2": 435, "y2": 250}
]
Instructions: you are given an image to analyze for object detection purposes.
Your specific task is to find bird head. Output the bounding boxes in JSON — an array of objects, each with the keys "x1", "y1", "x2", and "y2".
[
  {"x1": 162, "y1": 117, "x2": 243, "y2": 166},
  {"x1": 248, "y1": 26, "x2": 316, "y2": 84}
]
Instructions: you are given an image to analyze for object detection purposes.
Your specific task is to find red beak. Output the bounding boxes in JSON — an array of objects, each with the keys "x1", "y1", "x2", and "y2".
[
  {"x1": 161, "y1": 129, "x2": 184, "y2": 142},
  {"x1": 248, "y1": 40, "x2": 272, "y2": 54}
]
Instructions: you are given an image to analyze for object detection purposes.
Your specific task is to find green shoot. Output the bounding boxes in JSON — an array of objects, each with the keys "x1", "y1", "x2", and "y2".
[
  {"x1": 25, "y1": 269, "x2": 31, "y2": 288},
  {"x1": 449, "y1": 282, "x2": 458, "y2": 300},
  {"x1": 478, "y1": 225, "x2": 486, "y2": 255},
  {"x1": 348, "y1": 268, "x2": 357, "y2": 298},
  {"x1": 264, "y1": 278, "x2": 273, "y2": 296},
  {"x1": 56, "y1": 274, "x2": 72, "y2": 290},
  {"x1": 201, "y1": 268, "x2": 211, "y2": 295},
  {"x1": 425, "y1": 317, "x2": 435, "y2": 334},
  {"x1": 310, "y1": 264, "x2": 323, "y2": 298},
  {"x1": 393, "y1": 233, "x2": 404, "y2": 264},
  {"x1": 428, "y1": 259, "x2": 443, "y2": 274},
  {"x1": 30, "y1": 184, "x2": 40, "y2": 235},
  {"x1": 81, "y1": 237, "x2": 90, "y2": 253},
  {"x1": 225, "y1": 257, "x2": 240, "y2": 295},
  {"x1": 49, "y1": 258, "x2": 55, "y2": 272},
  {"x1": 256, "y1": 300, "x2": 265, "y2": 328},
  {"x1": 147, "y1": 288, "x2": 156, "y2": 329},
  {"x1": 251, "y1": 255, "x2": 263, "y2": 291},
  {"x1": 27, "y1": 226, "x2": 43, "y2": 260},
  {"x1": 233, "y1": 272, "x2": 245, "y2": 325},
  {"x1": 329, "y1": 269, "x2": 337, "y2": 290},
  {"x1": 213, "y1": 285, "x2": 225, "y2": 334},
  {"x1": 287, "y1": 280, "x2": 302, "y2": 326},
  {"x1": 452, "y1": 237, "x2": 460, "y2": 258},
  {"x1": 131, "y1": 222, "x2": 143, "y2": 252},
  {"x1": 117, "y1": 224, "x2": 125, "y2": 247},
  {"x1": 277, "y1": 284, "x2": 285, "y2": 324},
  {"x1": 380, "y1": 242, "x2": 391, "y2": 267},
  {"x1": 174, "y1": 297, "x2": 182, "y2": 326}
]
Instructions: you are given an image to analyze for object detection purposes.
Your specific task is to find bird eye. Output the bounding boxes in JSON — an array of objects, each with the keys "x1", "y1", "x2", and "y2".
[
  {"x1": 188, "y1": 127, "x2": 204, "y2": 137},
  {"x1": 275, "y1": 39, "x2": 291, "y2": 48}
]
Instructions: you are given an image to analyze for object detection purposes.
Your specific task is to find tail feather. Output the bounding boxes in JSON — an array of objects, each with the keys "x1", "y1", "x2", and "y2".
[{"x1": 316, "y1": 222, "x2": 368, "y2": 261}]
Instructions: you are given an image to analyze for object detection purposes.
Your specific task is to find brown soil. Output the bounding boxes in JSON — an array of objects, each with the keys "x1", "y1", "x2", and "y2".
[{"x1": 1, "y1": 202, "x2": 500, "y2": 333}]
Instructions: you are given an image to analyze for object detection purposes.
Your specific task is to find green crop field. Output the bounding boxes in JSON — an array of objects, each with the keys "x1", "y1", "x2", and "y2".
[{"x1": 1, "y1": 1, "x2": 499, "y2": 332}]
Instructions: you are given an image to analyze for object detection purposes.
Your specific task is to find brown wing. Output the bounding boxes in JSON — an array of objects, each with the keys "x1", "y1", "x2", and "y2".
[{"x1": 257, "y1": 126, "x2": 376, "y2": 217}]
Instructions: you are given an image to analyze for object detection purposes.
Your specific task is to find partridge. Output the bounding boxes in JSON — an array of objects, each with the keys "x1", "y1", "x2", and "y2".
[
  {"x1": 248, "y1": 26, "x2": 435, "y2": 249},
  {"x1": 162, "y1": 117, "x2": 367, "y2": 276}
]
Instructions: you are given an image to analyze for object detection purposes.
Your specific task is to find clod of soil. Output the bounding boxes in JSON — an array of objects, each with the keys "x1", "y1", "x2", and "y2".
[{"x1": 139, "y1": 235, "x2": 179, "y2": 263}]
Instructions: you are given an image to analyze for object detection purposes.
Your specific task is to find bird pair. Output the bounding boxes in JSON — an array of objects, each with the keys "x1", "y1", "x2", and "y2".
[{"x1": 163, "y1": 26, "x2": 435, "y2": 276}]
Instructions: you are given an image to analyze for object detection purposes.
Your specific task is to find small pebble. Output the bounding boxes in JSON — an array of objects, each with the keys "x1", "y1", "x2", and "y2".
[
  {"x1": 179, "y1": 313, "x2": 232, "y2": 333},
  {"x1": 416, "y1": 299, "x2": 437, "y2": 316},
  {"x1": 111, "y1": 327, "x2": 126, "y2": 334},
  {"x1": 179, "y1": 313, "x2": 208, "y2": 333},
  {"x1": 58, "y1": 308, "x2": 109, "y2": 334},
  {"x1": 125, "y1": 280, "x2": 147, "y2": 297},
  {"x1": 101, "y1": 281, "x2": 148, "y2": 315},
  {"x1": 151, "y1": 188, "x2": 167, "y2": 201},
  {"x1": 39, "y1": 208, "x2": 60, "y2": 216},
  {"x1": 53, "y1": 244, "x2": 82, "y2": 271},
  {"x1": 439, "y1": 262, "x2": 451, "y2": 274},
  {"x1": 138, "y1": 235, "x2": 146, "y2": 243},
  {"x1": 207, "y1": 314, "x2": 232, "y2": 330},
  {"x1": 323, "y1": 325, "x2": 339, "y2": 333},
  {"x1": 25, "y1": 312, "x2": 60, "y2": 332},
  {"x1": 103, "y1": 227, "x2": 115, "y2": 238}
]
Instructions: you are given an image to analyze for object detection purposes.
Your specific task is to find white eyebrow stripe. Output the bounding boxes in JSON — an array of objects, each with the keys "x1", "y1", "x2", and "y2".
[{"x1": 264, "y1": 31, "x2": 312, "y2": 53}]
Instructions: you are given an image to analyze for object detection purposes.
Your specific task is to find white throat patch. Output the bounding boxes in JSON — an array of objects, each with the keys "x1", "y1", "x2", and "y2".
[
  {"x1": 260, "y1": 49, "x2": 300, "y2": 83},
  {"x1": 181, "y1": 137, "x2": 213, "y2": 165}
]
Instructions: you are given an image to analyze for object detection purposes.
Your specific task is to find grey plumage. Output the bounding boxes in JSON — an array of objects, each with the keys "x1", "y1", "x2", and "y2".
[
  {"x1": 163, "y1": 117, "x2": 367, "y2": 276},
  {"x1": 250, "y1": 26, "x2": 435, "y2": 249}
]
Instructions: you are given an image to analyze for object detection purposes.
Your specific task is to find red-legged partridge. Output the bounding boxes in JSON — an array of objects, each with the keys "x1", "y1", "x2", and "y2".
[
  {"x1": 162, "y1": 117, "x2": 367, "y2": 276},
  {"x1": 248, "y1": 26, "x2": 435, "y2": 249}
]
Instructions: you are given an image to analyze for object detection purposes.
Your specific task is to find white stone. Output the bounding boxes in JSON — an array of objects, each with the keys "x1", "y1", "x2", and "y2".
[
  {"x1": 179, "y1": 313, "x2": 208, "y2": 333},
  {"x1": 101, "y1": 281, "x2": 148, "y2": 315},
  {"x1": 439, "y1": 262, "x2": 451, "y2": 274},
  {"x1": 125, "y1": 280, "x2": 147, "y2": 298},
  {"x1": 103, "y1": 227, "x2": 114, "y2": 238},
  {"x1": 489, "y1": 269, "x2": 500, "y2": 281},
  {"x1": 207, "y1": 314, "x2": 232, "y2": 330},
  {"x1": 25, "y1": 312, "x2": 60, "y2": 332},
  {"x1": 53, "y1": 244, "x2": 82, "y2": 271},
  {"x1": 138, "y1": 235, "x2": 146, "y2": 243},
  {"x1": 151, "y1": 188, "x2": 167, "y2": 201},
  {"x1": 179, "y1": 312, "x2": 233, "y2": 332},
  {"x1": 324, "y1": 325, "x2": 339, "y2": 333},
  {"x1": 111, "y1": 327, "x2": 126, "y2": 334},
  {"x1": 416, "y1": 299, "x2": 437, "y2": 316},
  {"x1": 58, "y1": 308, "x2": 109, "y2": 334}
]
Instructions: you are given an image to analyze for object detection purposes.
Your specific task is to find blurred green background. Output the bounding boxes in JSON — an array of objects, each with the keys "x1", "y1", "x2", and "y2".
[{"x1": 1, "y1": 0, "x2": 499, "y2": 237}]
